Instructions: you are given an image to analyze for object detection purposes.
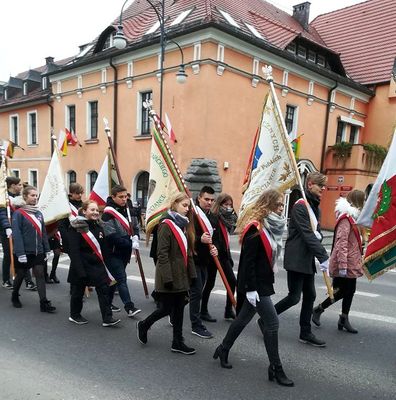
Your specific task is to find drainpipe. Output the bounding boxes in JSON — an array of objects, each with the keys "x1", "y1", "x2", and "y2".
[
  {"x1": 320, "y1": 81, "x2": 339, "y2": 172},
  {"x1": 109, "y1": 57, "x2": 118, "y2": 154},
  {"x1": 47, "y1": 96, "x2": 54, "y2": 155}
]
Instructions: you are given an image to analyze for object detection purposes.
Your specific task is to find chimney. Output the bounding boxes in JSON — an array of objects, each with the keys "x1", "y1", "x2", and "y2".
[
  {"x1": 45, "y1": 56, "x2": 55, "y2": 65},
  {"x1": 292, "y1": 2, "x2": 311, "y2": 30}
]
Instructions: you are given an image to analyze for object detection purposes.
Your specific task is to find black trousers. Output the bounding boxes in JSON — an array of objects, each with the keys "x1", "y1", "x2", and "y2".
[
  {"x1": 321, "y1": 277, "x2": 357, "y2": 315},
  {"x1": 142, "y1": 292, "x2": 187, "y2": 343},
  {"x1": 70, "y1": 283, "x2": 112, "y2": 322},
  {"x1": 274, "y1": 270, "x2": 316, "y2": 336},
  {"x1": 201, "y1": 258, "x2": 236, "y2": 314}
]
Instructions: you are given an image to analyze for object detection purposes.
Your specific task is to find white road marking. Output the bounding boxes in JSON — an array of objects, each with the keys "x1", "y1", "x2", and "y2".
[
  {"x1": 349, "y1": 310, "x2": 396, "y2": 324},
  {"x1": 127, "y1": 275, "x2": 154, "y2": 284},
  {"x1": 318, "y1": 286, "x2": 379, "y2": 298},
  {"x1": 212, "y1": 289, "x2": 227, "y2": 296}
]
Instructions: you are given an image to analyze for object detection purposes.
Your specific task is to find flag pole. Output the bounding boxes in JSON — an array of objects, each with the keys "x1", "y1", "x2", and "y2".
[
  {"x1": 0, "y1": 145, "x2": 15, "y2": 279},
  {"x1": 102, "y1": 118, "x2": 149, "y2": 298},
  {"x1": 146, "y1": 101, "x2": 237, "y2": 308},
  {"x1": 263, "y1": 65, "x2": 334, "y2": 301}
]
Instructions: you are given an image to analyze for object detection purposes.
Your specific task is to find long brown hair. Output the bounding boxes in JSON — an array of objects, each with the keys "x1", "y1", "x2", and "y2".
[
  {"x1": 236, "y1": 189, "x2": 283, "y2": 238},
  {"x1": 211, "y1": 193, "x2": 233, "y2": 215},
  {"x1": 347, "y1": 189, "x2": 365, "y2": 210},
  {"x1": 169, "y1": 192, "x2": 195, "y2": 254}
]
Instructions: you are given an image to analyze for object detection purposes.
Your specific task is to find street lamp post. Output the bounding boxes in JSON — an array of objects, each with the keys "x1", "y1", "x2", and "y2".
[{"x1": 114, "y1": 0, "x2": 187, "y2": 122}]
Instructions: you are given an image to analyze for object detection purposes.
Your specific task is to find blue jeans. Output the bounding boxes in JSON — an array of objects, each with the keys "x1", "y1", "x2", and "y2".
[
  {"x1": 189, "y1": 264, "x2": 207, "y2": 329},
  {"x1": 107, "y1": 256, "x2": 133, "y2": 306},
  {"x1": 222, "y1": 295, "x2": 281, "y2": 366}
]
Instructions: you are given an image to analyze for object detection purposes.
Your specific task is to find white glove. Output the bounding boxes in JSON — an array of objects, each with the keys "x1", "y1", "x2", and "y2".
[
  {"x1": 18, "y1": 255, "x2": 27, "y2": 263},
  {"x1": 131, "y1": 235, "x2": 140, "y2": 250},
  {"x1": 314, "y1": 230, "x2": 322, "y2": 240},
  {"x1": 319, "y1": 259, "x2": 329, "y2": 272},
  {"x1": 44, "y1": 252, "x2": 51, "y2": 261},
  {"x1": 339, "y1": 268, "x2": 348, "y2": 277},
  {"x1": 246, "y1": 291, "x2": 260, "y2": 307},
  {"x1": 5, "y1": 228, "x2": 12, "y2": 238}
]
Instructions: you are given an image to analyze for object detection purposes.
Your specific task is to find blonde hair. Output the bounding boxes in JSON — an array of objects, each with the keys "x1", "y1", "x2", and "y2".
[
  {"x1": 306, "y1": 172, "x2": 327, "y2": 187},
  {"x1": 236, "y1": 189, "x2": 283, "y2": 237},
  {"x1": 22, "y1": 185, "x2": 37, "y2": 199},
  {"x1": 78, "y1": 199, "x2": 98, "y2": 216}
]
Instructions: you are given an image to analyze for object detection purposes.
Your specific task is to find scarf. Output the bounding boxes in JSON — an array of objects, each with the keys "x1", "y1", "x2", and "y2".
[
  {"x1": 21, "y1": 204, "x2": 40, "y2": 214},
  {"x1": 219, "y1": 207, "x2": 238, "y2": 233},
  {"x1": 264, "y1": 212, "x2": 286, "y2": 261},
  {"x1": 168, "y1": 210, "x2": 189, "y2": 229},
  {"x1": 71, "y1": 216, "x2": 89, "y2": 233}
]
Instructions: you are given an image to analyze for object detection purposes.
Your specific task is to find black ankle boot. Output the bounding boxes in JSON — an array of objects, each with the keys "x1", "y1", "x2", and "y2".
[
  {"x1": 312, "y1": 305, "x2": 324, "y2": 327},
  {"x1": 268, "y1": 364, "x2": 294, "y2": 387},
  {"x1": 40, "y1": 298, "x2": 56, "y2": 313},
  {"x1": 338, "y1": 314, "x2": 358, "y2": 333},
  {"x1": 213, "y1": 344, "x2": 232, "y2": 369},
  {"x1": 11, "y1": 292, "x2": 22, "y2": 308},
  {"x1": 50, "y1": 273, "x2": 60, "y2": 283},
  {"x1": 45, "y1": 274, "x2": 53, "y2": 284}
]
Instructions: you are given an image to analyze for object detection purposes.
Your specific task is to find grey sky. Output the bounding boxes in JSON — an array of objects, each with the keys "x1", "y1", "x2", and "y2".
[{"x1": 0, "y1": 0, "x2": 365, "y2": 81}]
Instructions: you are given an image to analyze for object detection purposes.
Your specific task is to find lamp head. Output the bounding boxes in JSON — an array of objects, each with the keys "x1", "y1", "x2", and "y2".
[
  {"x1": 176, "y1": 65, "x2": 188, "y2": 84},
  {"x1": 114, "y1": 25, "x2": 127, "y2": 50}
]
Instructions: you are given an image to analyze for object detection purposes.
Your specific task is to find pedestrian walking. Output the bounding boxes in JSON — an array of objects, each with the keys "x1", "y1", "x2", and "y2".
[
  {"x1": 213, "y1": 189, "x2": 293, "y2": 387},
  {"x1": 200, "y1": 193, "x2": 237, "y2": 321},
  {"x1": 273, "y1": 172, "x2": 329, "y2": 347},
  {"x1": 11, "y1": 186, "x2": 55, "y2": 312},
  {"x1": 67, "y1": 200, "x2": 120, "y2": 327},
  {"x1": 45, "y1": 226, "x2": 62, "y2": 284},
  {"x1": 137, "y1": 193, "x2": 197, "y2": 354},
  {"x1": 312, "y1": 190, "x2": 365, "y2": 333}
]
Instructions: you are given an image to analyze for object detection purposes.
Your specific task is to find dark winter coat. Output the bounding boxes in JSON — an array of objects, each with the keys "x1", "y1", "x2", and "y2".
[
  {"x1": 237, "y1": 224, "x2": 275, "y2": 296},
  {"x1": 0, "y1": 207, "x2": 11, "y2": 231},
  {"x1": 210, "y1": 214, "x2": 234, "y2": 267},
  {"x1": 12, "y1": 208, "x2": 50, "y2": 257},
  {"x1": 67, "y1": 220, "x2": 109, "y2": 286},
  {"x1": 284, "y1": 190, "x2": 329, "y2": 274},
  {"x1": 58, "y1": 198, "x2": 82, "y2": 254},
  {"x1": 155, "y1": 217, "x2": 197, "y2": 293}
]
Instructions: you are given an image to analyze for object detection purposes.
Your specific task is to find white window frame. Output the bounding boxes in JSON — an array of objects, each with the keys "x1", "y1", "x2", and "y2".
[
  {"x1": 42, "y1": 77, "x2": 48, "y2": 90},
  {"x1": 136, "y1": 90, "x2": 153, "y2": 135},
  {"x1": 317, "y1": 55, "x2": 325, "y2": 66},
  {"x1": 4, "y1": 89, "x2": 8, "y2": 100},
  {"x1": 308, "y1": 50, "x2": 316, "y2": 62},
  {"x1": 145, "y1": 20, "x2": 160, "y2": 35},
  {"x1": 66, "y1": 170, "x2": 77, "y2": 187},
  {"x1": 349, "y1": 125, "x2": 360, "y2": 144},
  {"x1": 86, "y1": 101, "x2": 98, "y2": 139},
  {"x1": 297, "y1": 46, "x2": 306, "y2": 59},
  {"x1": 27, "y1": 110, "x2": 38, "y2": 145},
  {"x1": 244, "y1": 23, "x2": 264, "y2": 39},
  {"x1": 86, "y1": 170, "x2": 98, "y2": 194},
  {"x1": 28, "y1": 169, "x2": 39, "y2": 188},
  {"x1": 285, "y1": 104, "x2": 299, "y2": 138},
  {"x1": 170, "y1": 8, "x2": 193, "y2": 26},
  {"x1": 217, "y1": 44, "x2": 225, "y2": 62},
  {"x1": 218, "y1": 9, "x2": 239, "y2": 28},
  {"x1": 65, "y1": 104, "x2": 76, "y2": 132},
  {"x1": 286, "y1": 43, "x2": 296, "y2": 54},
  {"x1": 10, "y1": 169, "x2": 20, "y2": 178},
  {"x1": 9, "y1": 114, "x2": 19, "y2": 144}
]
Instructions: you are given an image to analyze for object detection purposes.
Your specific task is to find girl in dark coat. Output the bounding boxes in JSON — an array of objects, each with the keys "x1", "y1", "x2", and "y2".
[
  {"x1": 67, "y1": 200, "x2": 120, "y2": 327},
  {"x1": 213, "y1": 189, "x2": 293, "y2": 387},
  {"x1": 11, "y1": 186, "x2": 55, "y2": 313},
  {"x1": 137, "y1": 193, "x2": 197, "y2": 355}
]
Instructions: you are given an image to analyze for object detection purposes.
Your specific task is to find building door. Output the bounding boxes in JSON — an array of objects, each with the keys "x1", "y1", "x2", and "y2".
[{"x1": 136, "y1": 171, "x2": 149, "y2": 210}]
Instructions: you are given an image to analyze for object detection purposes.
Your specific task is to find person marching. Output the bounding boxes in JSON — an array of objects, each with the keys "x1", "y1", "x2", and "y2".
[
  {"x1": 273, "y1": 172, "x2": 329, "y2": 347},
  {"x1": 45, "y1": 226, "x2": 62, "y2": 284},
  {"x1": 312, "y1": 190, "x2": 365, "y2": 333},
  {"x1": 200, "y1": 193, "x2": 237, "y2": 321},
  {"x1": 137, "y1": 193, "x2": 197, "y2": 355},
  {"x1": 11, "y1": 186, "x2": 56, "y2": 312},
  {"x1": 102, "y1": 185, "x2": 141, "y2": 317},
  {"x1": 67, "y1": 200, "x2": 120, "y2": 327},
  {"x1": 213, "y1": 190, "x2": 293, "y2": 387}
]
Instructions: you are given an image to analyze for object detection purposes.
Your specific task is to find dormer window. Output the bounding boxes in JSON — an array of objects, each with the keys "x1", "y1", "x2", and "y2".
[
  {"x1": 218, "y1": 9, "x2": 239, "y2": 28},
  {"x1": 297, "y1": 45, "x2": 306, "y2": 58},
  {"x1": 42, "y1": 77, "x2": 47, "y2": 90},
  {"x1": 23, "y1": 82, "x2": 28, "y2": 95},
  {"x1": 171, "y1": 8, "x2": 193, "y2": 26},
  {"x1": 317, "y1": 54, "x2": 325, "y2": 67},
  {"x1": 145, "y1": 21, "x2": 160, "y2": 35},
  {"x1": 244, "y1": 23, "x2": 264, "y2": 40},
  {"x1": 4, "y1": 89, "x2": 7, "y2": 100},
  {"x1": 103, "y1": 34, "x2": 114, "y2": 50},
  {"x1": 308, "y1": 50, "x2": 316, "y2": 63},
  {"x1": 286, "y1": 43, "x2": 296, "y2": 54}
]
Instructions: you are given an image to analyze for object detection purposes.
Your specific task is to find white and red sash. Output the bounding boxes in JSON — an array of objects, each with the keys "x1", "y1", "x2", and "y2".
[
  {"x1": 195, "y1": 205, "x2": 214, "y2": 236},
  {"x1": 18, "y1": 209, "x2": 42, "y2": 237},
  {"x1": 295, "y1": 198, "x2": 318, "y2": 231},
  {"x1": 80, "y1": 230, "x2": 117, "y2": 285},
  {"x1": 334, "y1": 213, "x2": 363, "y2": 254},
  {"x1": 241, "y1": 221, "x2": 273, "y2": 266},
  {"x1": 162, "y1": 219, "x2": 188, "y2": 266},
  {"x1": 219, "y1": 220, "x2": 230, "y2": 250},
  {"x1": 103, "y1": 206, "x2": 132, "y2": 235},
  {"x1": 69, "y1": 202, "x2": 79, "y2": 220}
]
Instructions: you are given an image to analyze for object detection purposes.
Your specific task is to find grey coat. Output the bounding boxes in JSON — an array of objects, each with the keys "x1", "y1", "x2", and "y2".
[{"x1": 284, "y1": 191, "x2": 329, "y2": 274}]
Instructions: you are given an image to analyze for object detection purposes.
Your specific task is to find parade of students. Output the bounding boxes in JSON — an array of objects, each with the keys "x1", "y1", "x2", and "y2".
[
  {"x1": 213, "y1": 189, "x2": 294, "y2": 387},
  {"x1": 136, "y1": 193, "x2": 197, "y2": 355},
  {"x1": 102, "y1": 185, "x2": 141, "y2": 317},
  {"x1": 273, "y1": 172, "x2": 329, "y2": 347},
  {"x1": 200, "y1": 193, "x2": 237, "y2": 321},
  {"x1": 10, "y1": 186, "x2": 56, "y2": 313},
  {"x1": 312, "y1": 190, "x2": 365, "y2": 333},
  {"x1": 67, "y1": 200, "x2": 120, "y2": 326}
]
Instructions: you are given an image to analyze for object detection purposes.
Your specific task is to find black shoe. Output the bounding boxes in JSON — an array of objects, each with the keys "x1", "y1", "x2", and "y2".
[
  {"x1": 110, "y1": 304, "x2": 121, "y2": 313},
  {"x1": 11, "y1": 292, "x2": 22, "y2": 308},
  {"x1": 125, "y1": 303, "x2": 141, "y2": 317},
  {"x1": 50, "y1": 274, "x2": 60, "y2": 284},
  {"x1": 338, "y1": 314, "x2": 358, "y2": 333},
  {"x1": 171, "y1": 341, "x2": 196, "y2": 355},
  {"x1": 200, "y1": 311, "x2": 217, "y2": 323},
  {"x1": 136, "y1": 321, "x2": 148, "y2": 344},
  {"x1": 299, "y1": 333, "x2": 326, "y2": 347},
  {"x1": 102, "y1": 318, "x2": 121, "y2": 327},
  {"x1": 45, "y1": 275, "x2": 53, "y2": 284},
  {"x1": 224, "y1": 309, "x2": 236, "y2": 321},
  {"x1": 40, "y1": 299, "x2": 56, "y2": 313},
  {"x1": 312, "y1": 305, "x2": 324, "y2": 327},
  {"x1": 25, "y1": 281, "x2": 37, "y2": 291},
  {"x1": 191, "y1": 326, "x2": 213, "y2": 339},
  {"x1": 268, "y1": 365, "x2": 294, "y2": 387},
  {"x1": 213, "y1": 344, "x2": 232, "y2": 369},
  {"x1": 2, "y1": 280, "x2": 13, "y2": 290},
  {"x1": 69, "y1": 315, "x2": 88, "y2": 325}
]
